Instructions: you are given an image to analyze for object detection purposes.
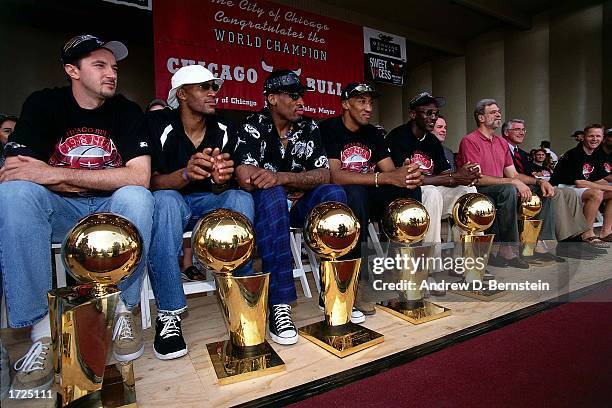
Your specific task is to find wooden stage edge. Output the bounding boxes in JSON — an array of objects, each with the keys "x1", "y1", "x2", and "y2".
[{"x1": 238, "y1": 277, "x2": 612, "y2": 408}]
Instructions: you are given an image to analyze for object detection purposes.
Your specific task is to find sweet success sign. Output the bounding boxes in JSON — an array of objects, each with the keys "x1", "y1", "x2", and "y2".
[{"x1": 153, "y1": 0, "x2": 364, "y2": 118}]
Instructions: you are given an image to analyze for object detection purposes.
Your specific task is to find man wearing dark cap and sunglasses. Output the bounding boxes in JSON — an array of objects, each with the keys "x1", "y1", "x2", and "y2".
[
  {"x1": 0, "y1": 34, "x2": 154, "y2": 394},
  {"x1": 386, "y1": 92, "x2": 480, "y2": 281},
  {"x1": 234, "y1": 69, "x2": 347, "y2": 345},
  {"x1": 319, "y1": 83, "x2": 423, "y2": 314},
  {"x1": 145, "y1": 65, "x2": 254, "y2": 360}
]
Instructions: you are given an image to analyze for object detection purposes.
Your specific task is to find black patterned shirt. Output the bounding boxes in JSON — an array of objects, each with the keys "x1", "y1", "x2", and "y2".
[{"x1": 234, "y1": 108, "x2": 329, "y2": 173}]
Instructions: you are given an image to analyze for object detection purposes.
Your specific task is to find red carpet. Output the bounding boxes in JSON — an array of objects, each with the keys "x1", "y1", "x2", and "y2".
[{"x1": 290, "y1": 285, "x2": 612, "y2": 408}]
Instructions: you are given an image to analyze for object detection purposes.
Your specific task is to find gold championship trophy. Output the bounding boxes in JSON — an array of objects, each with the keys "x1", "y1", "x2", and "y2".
[
  {"x1": 48, "y1": 213, "x2": 141, "y2": 407},
  {"x1": 518, "y1": 194, "x2": 543, "y2": 261},
  {"x1": 191, "y1": 209, "x2": 285, "y2": 385},
  {"x1": 376, "y1": 199, "x2": 451, "y2": 324},
  {"x1": 449, "y1": 193, "x2": 503, "y2": 301},
  {"x1": 299, "y1": 202, "x2": 384, "y2": 358}
]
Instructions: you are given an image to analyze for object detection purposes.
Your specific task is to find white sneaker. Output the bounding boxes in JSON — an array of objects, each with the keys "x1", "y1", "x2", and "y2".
[
  {"x1": 10, "y1": 337, "x2": 53, "y2": 397},
  {"x1": 269, "y1": 304, "x2": 298, "y2": 345},
  {"x1": 350, "y1": 308, "x2": 365, "y2": 324},
  {"x1": 318, "y1": 295, "x2": 365, "y2": 323}
]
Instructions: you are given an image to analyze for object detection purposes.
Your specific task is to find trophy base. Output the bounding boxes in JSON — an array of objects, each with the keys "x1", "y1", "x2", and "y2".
[
  {"x1": 206, "y1": 340, "x2": 285, "y2": 385},
  {"x1": 61, "y1": 362, "x2": 137, "y2": 408},
  {"x1": 449, "y1": 281, "x2": 504, "y2": 301},
  {"x1": 376, "y1": 299, "x2": 451, "y2": 324},
  {"x1": 298, "y1": 321, "x2": 384, "y2": 358}
]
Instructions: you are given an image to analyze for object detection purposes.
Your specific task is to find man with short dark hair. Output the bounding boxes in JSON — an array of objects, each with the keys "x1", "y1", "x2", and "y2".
[
  {"x1": 0, "y1": 34, "x2": 154, "y2": 394},
  {"x1": 0, "y1": 114, "x2": 17, "y2": 168},
  {"x1": 146, "y1": 65, "x2": 255, "y2": 360},
  {"x1": 572, "y1": 130, "x2": 585, "y2": 143},
  {"x1": 457, "y1": 99, "x2": 532, "y2": 268},
  {"x1": 234, "y1": 70, "x2": 346, "y2": 345},
  {"x1": 319, "y1": 83, "x2": 422, "y2": 313},
  {"x1": 551, "y1": 124, "x2": 612, "y2": 243}
]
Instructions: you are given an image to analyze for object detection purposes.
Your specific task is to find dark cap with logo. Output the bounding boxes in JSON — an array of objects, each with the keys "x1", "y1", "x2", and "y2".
[
  {"x1": 409, "y1": 92, "x2": 445, "y2": 110},
  {"x1": 340, "y1": 83, "x2": 380, "y2": 101},
  {"x1": 263, "y1": 70, "x2": 313, "y2": 95},
  {"x1": 61, "y1": 34, "x2": 128, "y2": 65}
]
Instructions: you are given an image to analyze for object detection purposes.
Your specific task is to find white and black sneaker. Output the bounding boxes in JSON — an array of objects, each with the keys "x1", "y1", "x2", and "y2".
[
  {"x1": 318, "y1": 294, "x2": 365, "y2": 324},
  {"x1": 153, "y1": 314, "x2": 188, "y2": 360},
  {"x1": 269, "y1": 304, "x2": 298, "y2": 345}
]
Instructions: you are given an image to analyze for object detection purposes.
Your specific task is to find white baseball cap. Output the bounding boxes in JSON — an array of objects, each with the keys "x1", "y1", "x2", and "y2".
[{"x1": 167, "y1": 65, "x2": 224, "y2": 108}]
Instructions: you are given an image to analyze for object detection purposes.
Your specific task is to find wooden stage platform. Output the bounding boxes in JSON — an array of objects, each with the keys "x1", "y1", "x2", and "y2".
[{"x1": 2, "y1": 252, "x2": 611, "y2": 407}]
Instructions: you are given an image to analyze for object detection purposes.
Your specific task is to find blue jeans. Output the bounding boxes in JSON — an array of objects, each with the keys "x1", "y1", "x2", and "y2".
[
  {"x1": 0, "y1": 181, "x2": 154, "y2": 328},
  {"x1": 148, "y1": 189, "x2": 254, "y2": 313}
]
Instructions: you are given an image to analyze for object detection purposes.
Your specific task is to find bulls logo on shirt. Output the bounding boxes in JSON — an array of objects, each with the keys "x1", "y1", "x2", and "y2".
[
  {"x1": 582, "y1": 163, "x2": 594, "y2": 179},
  {"x1": 605, "y1": 161, "x2": 611, "y2": 174},
  {"x1": 412, "y1": 151, "x2": 434, "y2": 175},
  {"x1": 49, "y1": 132, "x2": 122, "y2": 169},
  {"x1": 340, "y1": 143, "x2": 373, "y2": 173}
]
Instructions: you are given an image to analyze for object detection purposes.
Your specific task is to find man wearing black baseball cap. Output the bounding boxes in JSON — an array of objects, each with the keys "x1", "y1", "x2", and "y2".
[
  {"x1": 0, "y1": 34, "x2": 157, "y2": 394},
  {"x1": 234, "y1": 69, "x2": 347, "y2": 345},
  {"x1": 318, "y1": 82, "x2": 422, "y2": 314},
  {"x1": 386, "y1": 92, "x2": 480, "y2": 257}
]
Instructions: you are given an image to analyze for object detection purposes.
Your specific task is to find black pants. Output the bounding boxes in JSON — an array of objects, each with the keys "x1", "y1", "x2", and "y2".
[{"x1": 342, "y1": 184, "x2": 421, "y2": 280}]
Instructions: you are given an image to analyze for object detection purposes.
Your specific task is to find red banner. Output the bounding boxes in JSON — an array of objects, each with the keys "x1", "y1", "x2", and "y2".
[{"x1": 153, "y1": 0, "x2": 364, "y2": 118}]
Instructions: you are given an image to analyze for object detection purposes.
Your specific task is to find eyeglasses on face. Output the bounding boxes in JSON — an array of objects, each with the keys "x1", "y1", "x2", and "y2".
[
  {"x1": 510, "y1": 128, "x2": 527, "y2": 134},
  {"x1": 198, "y1": 82, "x2": 220, "y2": 92},
  {"x1": 416, "y1": 109, "x2": 440, "y2": 117}
]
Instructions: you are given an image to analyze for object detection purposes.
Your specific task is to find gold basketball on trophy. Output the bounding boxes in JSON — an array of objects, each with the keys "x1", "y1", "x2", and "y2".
[
  {"x1": 304, "y1": 202, "x2": 360, "y2": 259},
  {"x1": 192, "y1": 208, "x2": 255, "y2": 273},
  {"x1": 519, "y1": 194, "x2": 542, "y2": 219},
  {"x1": 62, "y1": 212, "x2": 142, "y2": 290},
  {"x1": 382, "y1": 198, "x2": 430, "y2": 244},
  {"x1": 452, "y1": 193, "x2": 496, "y2": 233}
]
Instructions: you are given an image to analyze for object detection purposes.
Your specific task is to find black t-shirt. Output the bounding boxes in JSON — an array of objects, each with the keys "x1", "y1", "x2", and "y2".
[
  {"x1": 385, "y1": 121, "x2": 450, "y2": 175},
  {"x1": 234, "y1": 108, "x2": 329, "y2": 172},
  {"x1": 595, "y1": 146, "x2": 611, "y2": 176},
  {"x1": 146, "y1": 108, "x2": 237, "y2": 194},
  {"x1": 6, "y1": 87, "x2": 149, "y2": 170},
  {"x1": 319, "y1": 116, "x2": 390, "y2": 173},
  {"x1": 550, "y1": 144, "x2": 608, "y2": 185}
]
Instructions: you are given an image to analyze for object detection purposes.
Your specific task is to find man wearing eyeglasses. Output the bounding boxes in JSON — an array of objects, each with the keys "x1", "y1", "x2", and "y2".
[
  {"x1": 386, "y1": 93, "x2": 480, "y2": 270},
  {"x1": 234, "y1": 69, "x2": 346, "y2": 345},
  {"x1": 502, "y1": 119, "x2": 599, "y2": 260},
  {"x1": 457, "y1": 99, "x2": 535, "y2": 269},
  {"x1": 318, "y1": 83, "x2": 423, "y2": 314},
  {"x1": 145, "y1": 65, "x2": 254, "y2": 360}
]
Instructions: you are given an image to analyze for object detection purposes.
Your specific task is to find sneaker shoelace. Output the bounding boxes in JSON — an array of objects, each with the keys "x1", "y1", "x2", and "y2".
[
  {"x1": 113, "y1": 314, "x2": 135, "y2": 342},
  {"x1": 272, "y1": 304, "x2": 295, "y2": 332},
  {"x1": 14, "y1": 340, "x2": 50, "y2": 373},
  {"x1": 159, "y1": 315, "x2": 181, "y2": 339}
]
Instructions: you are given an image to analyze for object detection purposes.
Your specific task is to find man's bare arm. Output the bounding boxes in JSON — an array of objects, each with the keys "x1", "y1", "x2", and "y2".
[
  {"x1": 280, "y1": 168, "x2": 329, "y2": 190},
  {"x1": 0, "y1": 155, "x2": 150, "y2": 190},
  {"x1": 150, "y1": 169, "x2": 189, "y2": 191}
]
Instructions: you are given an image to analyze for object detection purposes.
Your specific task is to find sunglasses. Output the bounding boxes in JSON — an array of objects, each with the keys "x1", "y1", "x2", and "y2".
[
  {"x1": 197, "y1": 82, "x2": 220, "y2": 92},
  {"x1": 416, "y1": 109, "x2": 440, "y2": 117},
  {"x1": 281, "y1": 92, "x2": 304, "y2": 101}
]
